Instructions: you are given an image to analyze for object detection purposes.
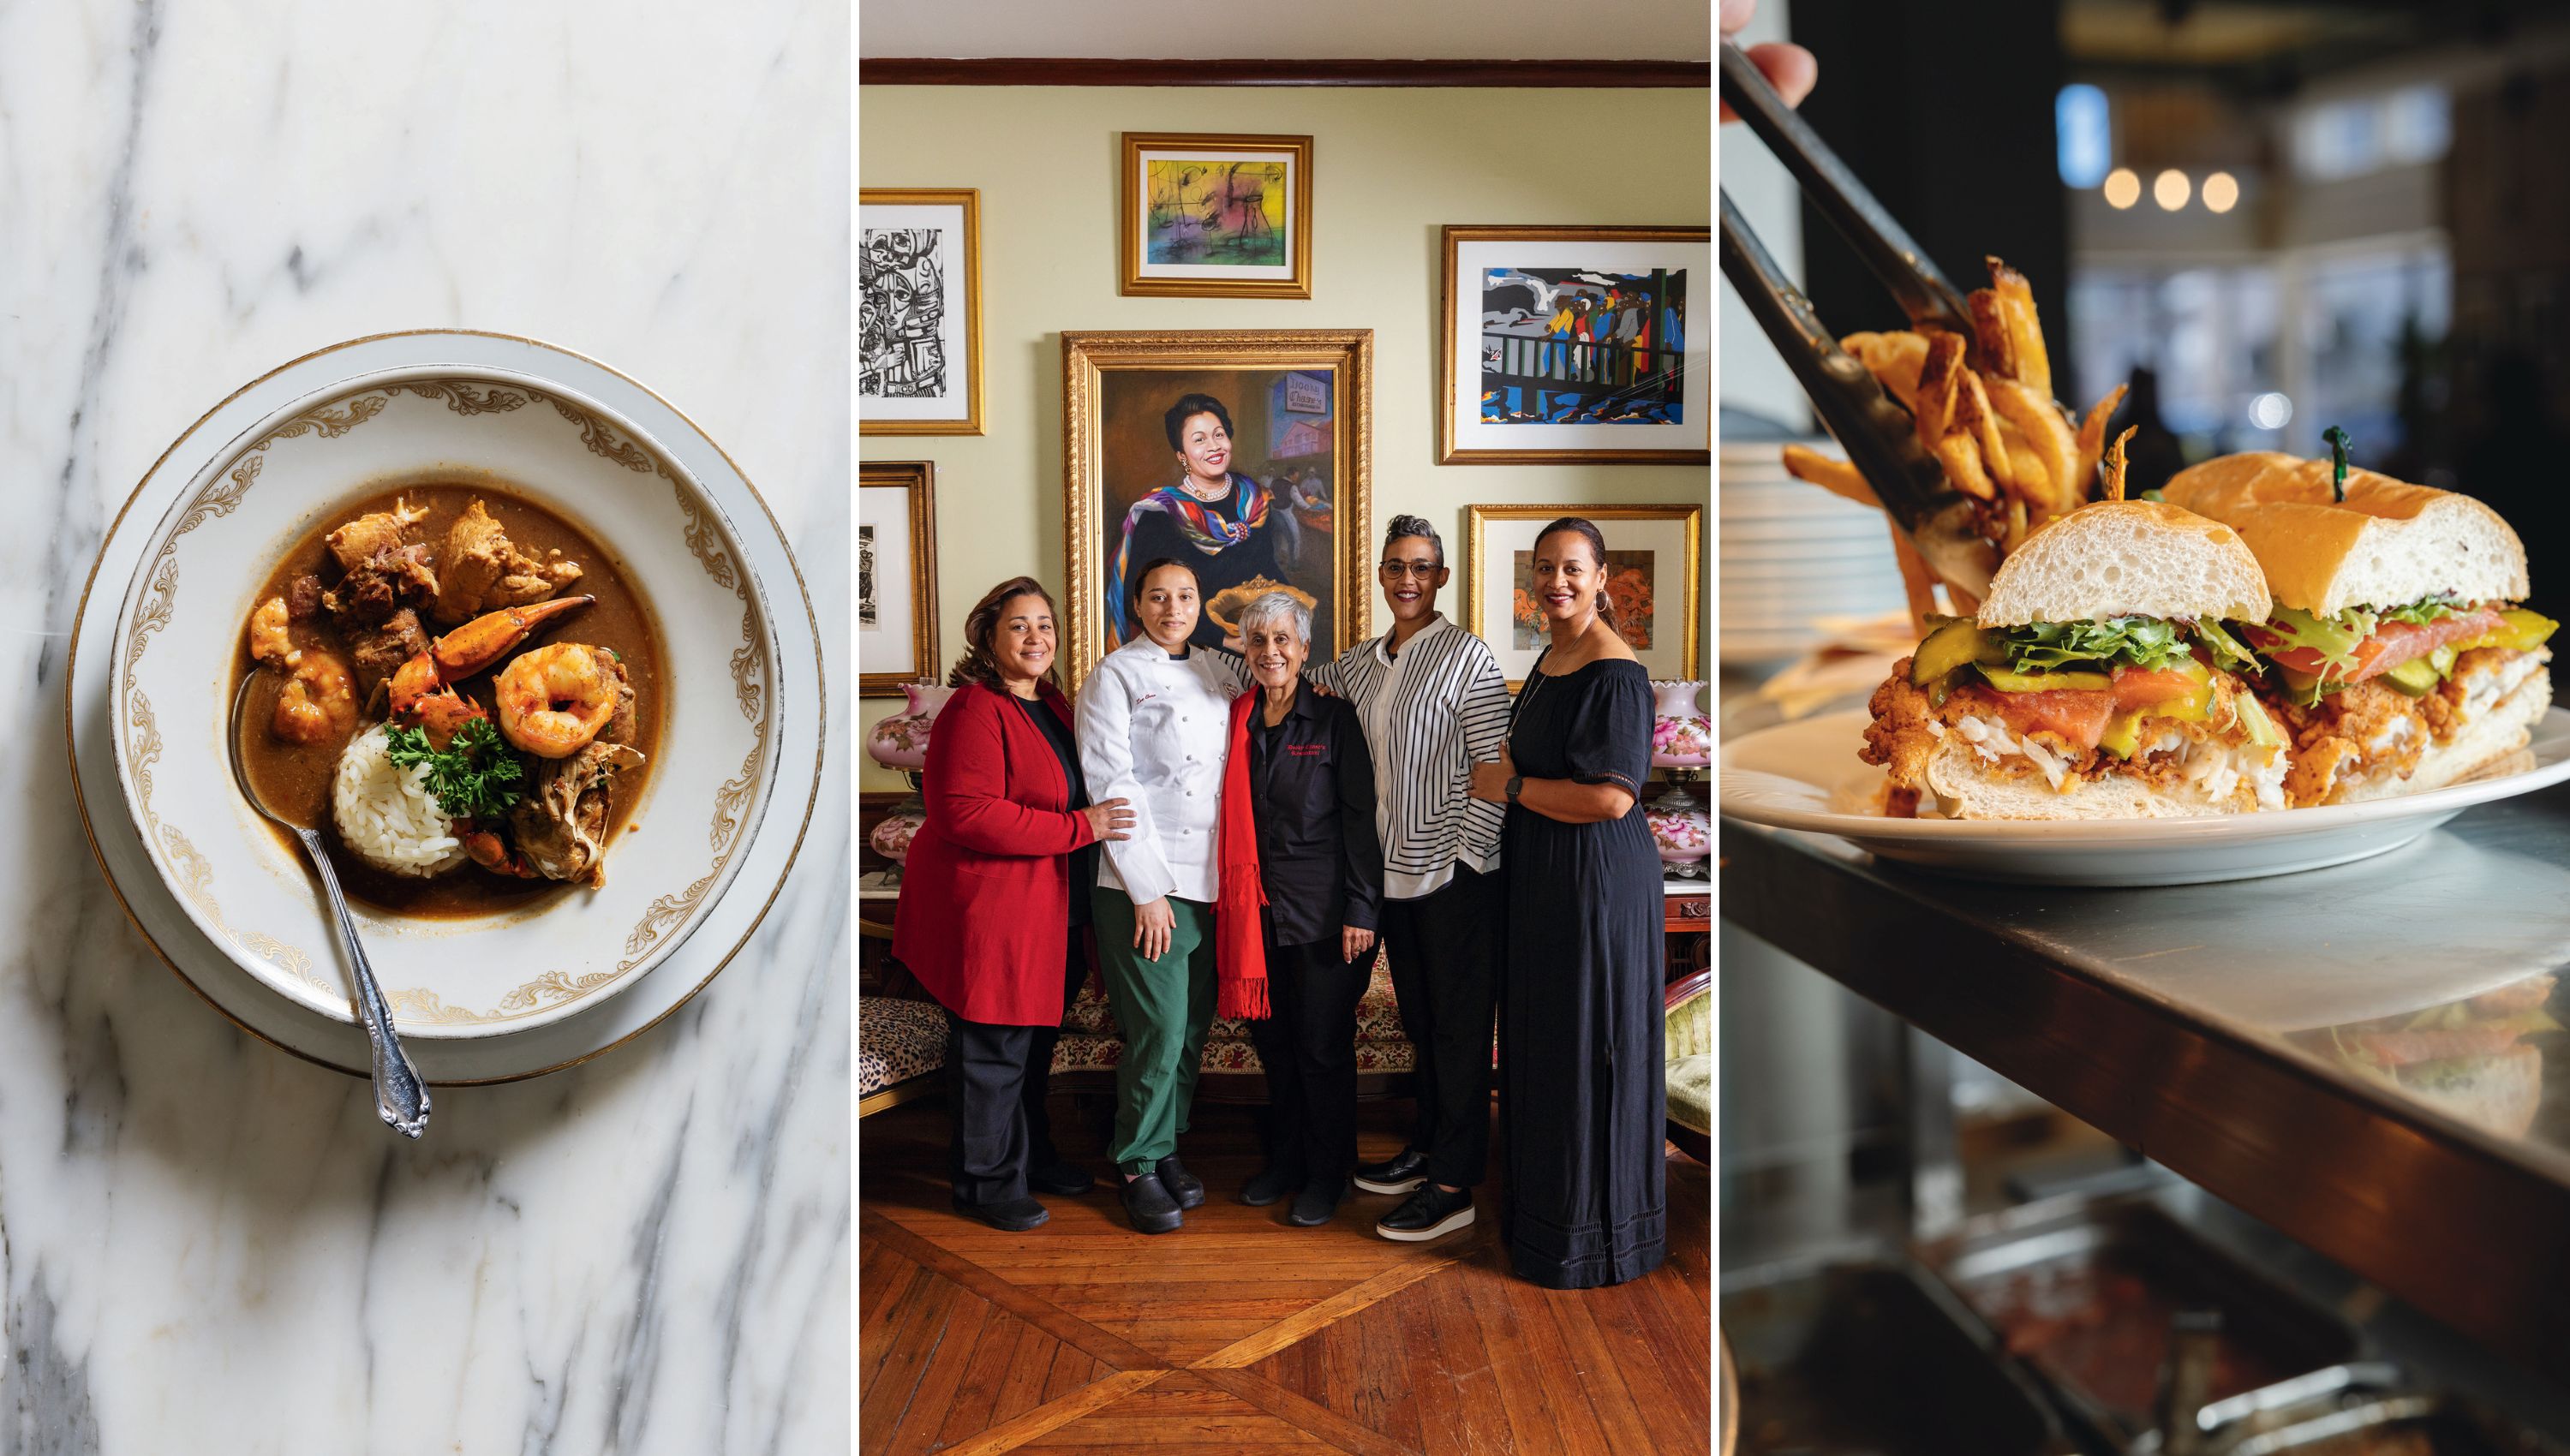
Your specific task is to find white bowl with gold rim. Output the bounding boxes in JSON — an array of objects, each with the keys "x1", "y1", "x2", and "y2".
[{"x1": 105, "y1": 364, "x2": 785, "y2": 1039}]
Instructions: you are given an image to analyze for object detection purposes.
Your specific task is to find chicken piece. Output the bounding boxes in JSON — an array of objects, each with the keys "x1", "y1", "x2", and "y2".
[
  {"x1": 600, "y1": 653, "x2": 637, "y2": 746},
  {"x1": 506, "y1": 740, "x2": 646, "y2": 886},
  {"x1": 433, "y1": 499, "x2": 583, "y2": 624},
  {"x1": 323, "y1": 499, "x2": 428, "y2": 574},
  {"x1": 344, "y1": 607, "x2": 431, "y2": 701},
  {"x1": 323, "y1": 543, "x2": 439, "y2": 624},
  {"x1": 248, "y1": 596, "x2": 296, "y2": 669}
]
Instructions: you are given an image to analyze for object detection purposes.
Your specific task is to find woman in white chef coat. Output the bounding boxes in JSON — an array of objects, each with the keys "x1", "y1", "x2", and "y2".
[{"x1": 1076, "y1": 558, "x2": 1248, "y2": 1233}]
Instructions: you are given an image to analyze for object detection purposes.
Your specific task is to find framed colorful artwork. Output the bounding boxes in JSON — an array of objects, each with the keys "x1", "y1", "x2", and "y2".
[
  {"x1": 860, "y1": 188, "x2": 985, "y2": 435},
  {"x1": 858, "y1": 460, "x2": 940, "y2": 695},
  {"x1": 1438, "y1": 224, "x2": 1711, "y2": 465},
  {"x1": 1061, "y1": 329, "x2": 1372, "y2": 684},
  {"x1": 1119, "y1": 134, "x2": 1314, "y2": 300},
  {"x1": 1465, "y1": 503, "x2": 1703, "y2": 689}
]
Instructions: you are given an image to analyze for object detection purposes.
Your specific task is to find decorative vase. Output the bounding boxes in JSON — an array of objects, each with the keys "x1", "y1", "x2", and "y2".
[
  {"x1": 868, "y1": 807, "x2": 925, "y2": 870},
  {"x1": 1645, "y1": 781, "x2": 1712, "y2": 879},
  {"x1": 866, "y1": 682, "x2": 953, "y2": 772},
  {"x1": 1650, "y1": 679, "x2": 1712, "y2": 769}
]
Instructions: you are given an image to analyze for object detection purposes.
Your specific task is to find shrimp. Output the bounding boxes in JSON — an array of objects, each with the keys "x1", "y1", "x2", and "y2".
[
  {"x1": 493, "y1": 642, "x2": 619, "y2": 759},
  {"x1": 248, "y1": 595, "x2": 297, "y2": 669},
  {"x1": 272, "y1": 652, "x2": 359, "y2": 745}
]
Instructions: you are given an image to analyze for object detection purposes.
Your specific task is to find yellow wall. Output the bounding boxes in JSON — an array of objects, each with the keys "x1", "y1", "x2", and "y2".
[{"x1": 859, "y1": 85, "x2": 1711, "y2": 789}]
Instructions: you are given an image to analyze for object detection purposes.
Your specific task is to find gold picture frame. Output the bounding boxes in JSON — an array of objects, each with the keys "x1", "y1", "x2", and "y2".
[
  {"x1": 1438, "y1": 224, "x2": 1711, "y2": 465},
  {"x1": 858, "y1": 460, "x2": 941, "y2": 695},
  {"x1": 1119, "y1": 133, "x2": 1314, "y2": 300},
  {"x1": 861, "y1": 188, "x2": 986, "y2": 436},
  {"x1": 1061, "y1": 329, "x2": 1372, "y2": 686},
  {"x1": 1465, "y1": 503, "x2": 1703, "y2": 689}
]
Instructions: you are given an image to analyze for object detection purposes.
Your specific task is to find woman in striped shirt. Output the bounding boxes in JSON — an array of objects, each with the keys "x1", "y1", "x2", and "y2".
[{"x1": 1309, "y1": 515, "x2": 1512, "y2": 1243}]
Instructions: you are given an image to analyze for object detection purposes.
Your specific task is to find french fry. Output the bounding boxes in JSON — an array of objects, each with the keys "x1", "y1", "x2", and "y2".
[
  {"x1": 1887, "y1": 521, "x2": 1941, "y2": 637},
  {"x1": 2074, "y1": 382, "x2": 2130, "y2": 494},
  {"x1": 1932, "y1": 433, "x2": 1999, "y2": 501},
  {"x1": 1982, "y1": 377, "x2": 2082, "y2": 516},
  {"x1": 1911, "y1": 331, "x2": 1967, "y2": 448},
  {"x1": 1987, "y1": 260, "x2": 2052, "y2": 398},
  {"x1": 1844, "y1": 331, "x2": 1929, "y2": 408},
  {"x1": 2102, "y1": 425, "x2": 2137, "y2": 503},
  {"x1": 1953, "y1": 371, "x2": 2016, "y2": 496},
  {"x1": 1780, "y1": 444, "x2": 1880, "y2": 509},
  {"x1": 2003, "y1": 494, "x2": 2029, "y2": 552},
  {"x1": 1967, "y1": 289, "x2": 2018, "y2": 382}
]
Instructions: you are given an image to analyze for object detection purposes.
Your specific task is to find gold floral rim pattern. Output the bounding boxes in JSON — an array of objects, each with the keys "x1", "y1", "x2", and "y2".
[{"x1": 117, "y1": 377, "x2": 774, "y2": 1026}]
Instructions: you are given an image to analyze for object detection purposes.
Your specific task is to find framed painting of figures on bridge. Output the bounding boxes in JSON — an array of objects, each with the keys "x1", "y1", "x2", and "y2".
[
  {"x1": 1437, "y1": 224, "x2": 1710, "y2": 465},
  {"x1": 1120, "y1": 134, "x2": 1313, "y2": 299},
  {"x1": 1060, "y1": 329, "x2": 1372, "y2": 685},
  {"x1": 861, "y1": 188, "x2": 984, "y2": 435}
]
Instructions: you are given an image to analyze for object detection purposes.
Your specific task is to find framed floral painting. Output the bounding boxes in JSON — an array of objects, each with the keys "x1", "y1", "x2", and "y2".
[{"x1": 1465, "y1": 503, "x2": 1702, "y2": 689}]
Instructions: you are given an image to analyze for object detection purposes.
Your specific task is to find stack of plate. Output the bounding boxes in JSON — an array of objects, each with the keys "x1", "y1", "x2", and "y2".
[
  {"x1": 1718, "y1": 433, "x2": 1905, "y2": 666},
  {"x1": 69, "y1": 333, "x2": 826, "y2": 1085}
]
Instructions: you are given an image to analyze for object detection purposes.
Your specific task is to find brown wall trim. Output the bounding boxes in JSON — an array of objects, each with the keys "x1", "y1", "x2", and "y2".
[{"x1": 860, "y1": 57, "x2": 1709, "y2": 88}]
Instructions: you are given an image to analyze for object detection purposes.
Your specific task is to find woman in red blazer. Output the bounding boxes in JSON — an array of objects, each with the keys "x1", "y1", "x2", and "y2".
[{"x1": 893, "y1": 577, "x2": 1135, "y2": 1232}]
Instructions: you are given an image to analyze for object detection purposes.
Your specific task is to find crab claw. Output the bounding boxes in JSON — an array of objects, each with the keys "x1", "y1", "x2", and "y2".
[
  {"x1": 461, "y1": 826, "x2": 538, "y2": 879},
  {"x1": 404, "y1": 686, "x2": 490, "y2": 749},
  {"x1": 430, "y1": 596, "x2": 594, "y2": 680}
]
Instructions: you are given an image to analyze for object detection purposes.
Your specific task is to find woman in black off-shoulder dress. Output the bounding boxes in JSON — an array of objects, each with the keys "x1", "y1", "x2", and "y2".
[{"x1": 1470, "y1": 516, "x2": 1665, "y2": 1290}]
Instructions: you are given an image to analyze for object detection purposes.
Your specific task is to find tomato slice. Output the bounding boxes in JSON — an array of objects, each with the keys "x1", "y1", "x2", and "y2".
[
  {"x1": 2254, "y1": 609, "x2": 2503, "y2": 683},
  {"x1": 1953, "y1": 684, "x2": 2117, "y2": 749},
  {"x1": 2109, "y1": 665, "x2": 2202, "y2": 710}
]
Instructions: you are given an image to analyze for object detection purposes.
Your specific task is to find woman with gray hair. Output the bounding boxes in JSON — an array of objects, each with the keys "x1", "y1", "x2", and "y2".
[{"x1": 1232, "y1": 590, "x2": 1384, "y2": 1227}]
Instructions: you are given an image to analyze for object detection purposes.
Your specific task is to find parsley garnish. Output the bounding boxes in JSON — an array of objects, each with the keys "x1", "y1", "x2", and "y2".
[{"x1": 386, "y1": 718, "x2": 528, "y2": 820}]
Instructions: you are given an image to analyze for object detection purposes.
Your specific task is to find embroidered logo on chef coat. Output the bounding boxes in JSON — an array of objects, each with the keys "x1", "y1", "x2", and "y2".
[{"x1": 1286, "y1": 744, "x2": 1327, "y2": 758}]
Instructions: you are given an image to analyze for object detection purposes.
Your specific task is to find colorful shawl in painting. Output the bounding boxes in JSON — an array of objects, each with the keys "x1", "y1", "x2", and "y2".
[{"x1": 1104, "y1": 472, "x2": 1270, "y2": 643}]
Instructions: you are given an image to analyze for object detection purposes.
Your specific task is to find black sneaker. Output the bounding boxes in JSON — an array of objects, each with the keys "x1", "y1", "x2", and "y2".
[
  {"x1": 1376, "y1": 1185, "x2": 1473, "y2": 1242},
  {"x1": 1240, "y1": 1161, "x2": 1303, "y2": 1207},
  {"x1": 1029, "y1": 1161, "x2": 1095, "y2": 1196},
  {"x1": 1155, "y1": 1155, "x2": 1205, "y2": 1210},
  {"x1": 1120, "y1": 1173, "x2": 1183, "y2": 1234},
  {"x1": 952, "y1": 1195, "x2": 1049, "y2": 1232},
  {"x1": 1287, "y1": 1179, "x2": 1347, "y2": 1228},
  {"x1": 1353, "y1": 1149, "x2": 1430, "y2": 1196}
]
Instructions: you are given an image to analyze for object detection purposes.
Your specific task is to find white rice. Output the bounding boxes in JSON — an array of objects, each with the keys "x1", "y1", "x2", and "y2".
[{"x1": 332, "y1": 724, "x2": 468, "y2": 877}]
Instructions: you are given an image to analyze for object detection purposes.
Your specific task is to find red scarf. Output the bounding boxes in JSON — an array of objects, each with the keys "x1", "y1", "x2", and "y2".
[{"x1": 1215, "y1": 689, "x2": 1270, "y2": 1019}]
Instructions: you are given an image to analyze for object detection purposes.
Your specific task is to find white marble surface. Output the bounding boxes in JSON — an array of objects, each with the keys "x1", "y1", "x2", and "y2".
[{"x1": 2, "y1": 4, "x2": 850, "y2": 1452}]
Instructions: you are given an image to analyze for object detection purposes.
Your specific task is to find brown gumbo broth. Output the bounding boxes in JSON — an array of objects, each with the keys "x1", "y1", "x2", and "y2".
[{"x1": 234, "y1": 483, "x2": 664, "y2": 917}]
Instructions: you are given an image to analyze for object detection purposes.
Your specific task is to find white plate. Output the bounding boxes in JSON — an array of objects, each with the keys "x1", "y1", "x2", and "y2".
[
  {"x1": 69, "y1": 331, "x2": 825, "y2": 1081},
  {"x1": 1719, "y1": 707, "x2": 2570, "y2": 886},
  {"x1": 106, "y1": 364, "x2": 783, "y2": 1038}
]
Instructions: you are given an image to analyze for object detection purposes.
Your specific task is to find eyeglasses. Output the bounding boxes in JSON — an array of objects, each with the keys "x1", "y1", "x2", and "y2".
[{"x1": 1378, "y1": 562, "x2": 1442, "y2": 580}]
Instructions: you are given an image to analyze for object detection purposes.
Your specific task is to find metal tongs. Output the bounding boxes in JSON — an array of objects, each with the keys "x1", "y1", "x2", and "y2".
[{"x1": 1718, "y1": 41, "x2": 2001, "y2": 600}]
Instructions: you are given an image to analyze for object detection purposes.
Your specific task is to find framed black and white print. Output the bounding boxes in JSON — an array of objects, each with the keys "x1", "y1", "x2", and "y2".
[
  {"x1": 859, "y1": 461, "x2": 940, "y2": 695},
  {"x1": 861, "y1": 188, "x2": 984, "y2": 436},
  {"x1": 1438, "y1": 224, "x2": 1711, "y2": 465}
]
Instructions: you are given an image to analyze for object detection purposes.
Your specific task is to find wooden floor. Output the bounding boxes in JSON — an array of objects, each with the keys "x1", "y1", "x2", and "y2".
[{"x1": 860, "y1": 1096, "x2": 1713, "y2": 1455}]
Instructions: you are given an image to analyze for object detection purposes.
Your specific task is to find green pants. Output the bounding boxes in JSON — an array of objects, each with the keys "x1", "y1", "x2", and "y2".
[{"x1": 1091, "y1": 889, "x2": 1217, "y2": 1174}]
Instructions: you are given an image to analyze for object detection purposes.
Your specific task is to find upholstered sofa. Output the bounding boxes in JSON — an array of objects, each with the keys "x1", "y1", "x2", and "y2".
[{"x1": 1047, "y1": 951, "x2": 1417, "y2": 1102}]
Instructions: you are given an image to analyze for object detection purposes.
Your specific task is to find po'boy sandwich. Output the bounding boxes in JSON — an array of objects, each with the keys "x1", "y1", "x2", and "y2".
[
  {"x1": 1863, "y1": 498, "x2": 2291, "y2": 819},
  {"x1": 2162, "y1": 452, "x2": 2556, "y2": 807}
]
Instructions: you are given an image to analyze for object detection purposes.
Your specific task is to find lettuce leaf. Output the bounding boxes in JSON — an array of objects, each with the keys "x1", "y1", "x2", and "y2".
[
  {"x1": 2191, "y1": 618, "x2": 2259, "y2": 676},
  {"x1": 2377, "y1": 594, "x2": 2461, "y2": 626},
  {"x1": 1997, "y1": 617, "x2": 2190, "y2": 673},
  {"x1": 2262, "y1": 604, "x2": 2372, "y2": 675}
]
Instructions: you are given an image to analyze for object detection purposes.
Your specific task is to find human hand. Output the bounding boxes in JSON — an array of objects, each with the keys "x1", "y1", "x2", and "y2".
[
  {"x1": 1134, "y1": 897, "x2": 1175, "y2": 960},
  {"x1": 1720, "y1": 0, "x2": 1817, "y2": 122},
  {"x1": 1468, "y1": 745, "x2": 1518, "y2": 804},
  {"x1": 1342, "y1": 925, "x2": 1377, "y2": 964},
  {"x1": 1084, "y1": 797, "x2": 1137, "y2": 843}
]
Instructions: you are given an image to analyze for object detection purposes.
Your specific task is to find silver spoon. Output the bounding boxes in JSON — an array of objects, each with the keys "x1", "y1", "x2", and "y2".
[{"x1": 229, "y1": 673, "x2": 432, "y2": 1137}]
